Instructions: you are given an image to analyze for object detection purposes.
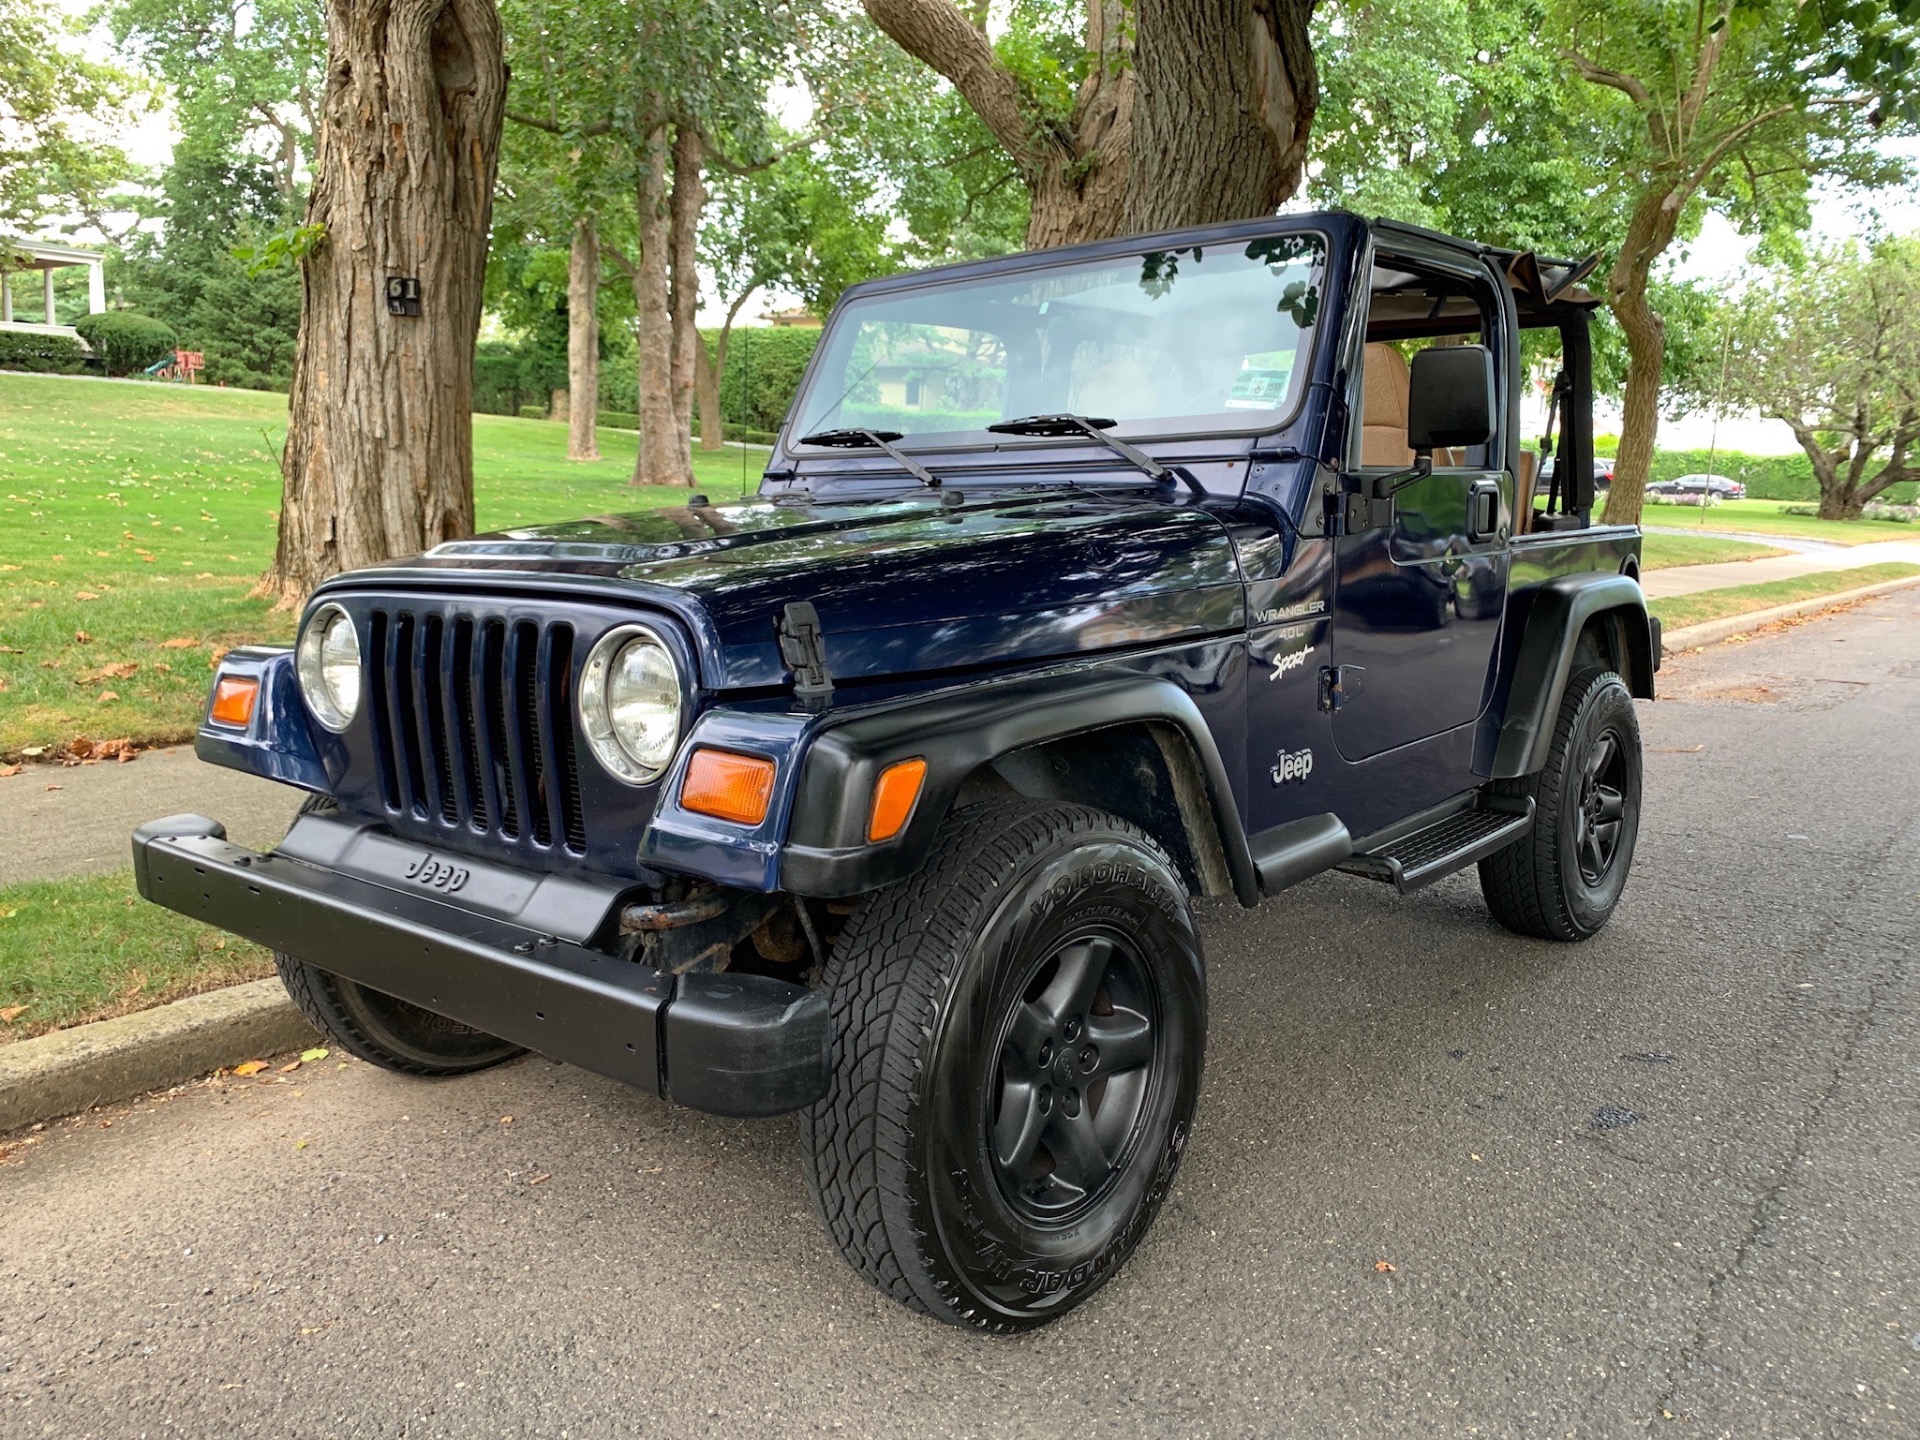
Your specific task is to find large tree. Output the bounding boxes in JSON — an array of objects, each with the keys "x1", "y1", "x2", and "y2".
[
  {"x1": 1719, "y1": 240, "x2": 1920, "y2": 520},
  {"x1": 861, "y1": 0, "x2": 1319, "y2": 248},
  {"x1": 1557, "y1": 0, "x2": 1918, "y2": 526},
  {"x1": 261, "y1": 0, "x2": 506, "y2": 604}
]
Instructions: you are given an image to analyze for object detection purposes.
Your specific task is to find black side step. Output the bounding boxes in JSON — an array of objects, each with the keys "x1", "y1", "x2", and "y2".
[
  {"x1": 1250, "y1": 812, "x2": 1352, "y2": 896},
  {"x1": 1338, "y1": 796, "x2": 1535, "y2": 893}
]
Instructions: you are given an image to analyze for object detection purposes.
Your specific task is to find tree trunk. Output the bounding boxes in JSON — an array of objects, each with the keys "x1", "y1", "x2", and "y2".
[
  {"x1": 695, "y1": 337, "x2": 724, "y2": 450},
  {"x1": 629, "y1": 125, "x2": 692, "y2": 487},
  {"x1": 566, "y1": 214, "x2": 599, "y2": 461},
  {"x1": 668, "y1": 125, "x2": 705, "y2": 461},
  {"x1": 864, "y1": 0, "x2": 1314, "y2": 251},
  {"x1": 263, "y1": 0, "x2": 505, "y2": 606},
  {"x1": 1600, "y1": 188, "x2": 1682, "y2": 528}
]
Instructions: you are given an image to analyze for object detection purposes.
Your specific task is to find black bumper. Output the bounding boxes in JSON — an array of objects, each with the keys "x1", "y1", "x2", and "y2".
[{"x1": 130, "y1": 815, "x2": 829, "y2": 1118}]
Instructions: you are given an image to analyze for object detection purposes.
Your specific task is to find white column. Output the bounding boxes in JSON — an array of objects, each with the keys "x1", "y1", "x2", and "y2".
[
  {"x1": 87, "y1": 259, "x2": 105, "y2": 315},
  {"x1": 45, "y1": 267, "x2": 57, "y2": 325}
]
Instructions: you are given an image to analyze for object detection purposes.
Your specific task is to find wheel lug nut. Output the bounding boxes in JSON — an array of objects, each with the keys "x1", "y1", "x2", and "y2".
[
  {"x1": 1038, "y1": 1086, "x2": 1053, "y2": 1113},
  {"x1": 1038, "y1": 1040, "x2": 1053, "y2": 1067},
  {"x1": 1079, "y1": 1045, "x2": 1098, "y2": 1072},
  {"x1": 1063, "y1": 1089, "x2": 1080, "y2": 1117},
  {"x1": 1064, "y1": 1017, "x2": 1082, "y2": 1042}
]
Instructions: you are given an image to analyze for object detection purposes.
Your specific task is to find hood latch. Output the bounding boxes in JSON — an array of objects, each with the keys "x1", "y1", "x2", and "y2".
[{"x1": 776, "y1": 601, "x2": 834, "y2": 713}]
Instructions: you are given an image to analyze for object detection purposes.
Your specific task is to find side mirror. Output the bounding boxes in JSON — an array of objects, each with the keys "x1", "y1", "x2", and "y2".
[{"x1": 1407, "y1": 345, "x2": 1494, "y2": 454}]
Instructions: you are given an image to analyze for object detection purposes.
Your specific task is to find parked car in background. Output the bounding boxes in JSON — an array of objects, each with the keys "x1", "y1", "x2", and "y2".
[
  {"x1": 1649, "y1": 473, "x2": 1746, "y2": 500},
  {"x1": 1540, "y1": 456, "x2": 1614, "y2": 492}
]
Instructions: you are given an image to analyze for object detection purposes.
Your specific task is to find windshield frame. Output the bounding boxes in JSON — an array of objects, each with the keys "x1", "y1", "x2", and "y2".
[{"x1": 785, "y1": 220, "x2": 1336, "y2": 455}]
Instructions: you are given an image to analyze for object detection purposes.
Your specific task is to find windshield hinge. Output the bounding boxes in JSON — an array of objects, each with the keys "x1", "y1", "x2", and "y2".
[{"x1": 776, "y1": 601, "x2": 834, "y2": 713}]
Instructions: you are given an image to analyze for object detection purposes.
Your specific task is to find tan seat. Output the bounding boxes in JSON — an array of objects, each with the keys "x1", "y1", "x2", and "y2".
[
  {"x1": 1513, "y1": 447, "x2": 1538, "y2": 535},
  {"x1": 1361, "y1": 343, "x2": 1415, "y2": 468}
]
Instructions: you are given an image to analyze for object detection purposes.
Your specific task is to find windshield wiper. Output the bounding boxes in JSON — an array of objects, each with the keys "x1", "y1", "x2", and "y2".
[
  {"x1": 796, "y1": 428, "x2": 941, "y2": 488},
  {"x1": 986, "y1": 414, "x2": 1205, "y2": 497}
]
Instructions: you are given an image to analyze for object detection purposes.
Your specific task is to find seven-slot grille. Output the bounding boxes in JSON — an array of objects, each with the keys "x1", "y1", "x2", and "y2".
[{"x1": 364, "y1": 609, "x2": 587, "y2": 854}]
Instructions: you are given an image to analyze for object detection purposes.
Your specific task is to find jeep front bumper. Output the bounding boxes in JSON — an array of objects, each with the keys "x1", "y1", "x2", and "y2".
[{"x1": 130, "y1": 815, "x2": 829, "y2": 1117}]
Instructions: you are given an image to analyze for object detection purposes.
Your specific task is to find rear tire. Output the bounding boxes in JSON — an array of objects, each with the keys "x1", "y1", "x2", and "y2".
[
  {"x1": 273, "y1": 796, "x2": 524, "y2": 1077},
  {"x1": 799, "y1": 800, "x2": 1206, "y2": 1332},
  {"x1": 1480, "y1": 667, "x2": 1642, "y2": 941}
]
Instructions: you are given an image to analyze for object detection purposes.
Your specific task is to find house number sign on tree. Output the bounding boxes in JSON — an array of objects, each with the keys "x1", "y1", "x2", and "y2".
[{"x1": 385, "y1": 276, "x2": 422, "y2": 316}]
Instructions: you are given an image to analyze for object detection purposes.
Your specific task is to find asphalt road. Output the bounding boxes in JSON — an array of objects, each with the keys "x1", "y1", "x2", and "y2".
[{"x1": 4, "y1": 592, "x2": 1918, "y2": 1440}]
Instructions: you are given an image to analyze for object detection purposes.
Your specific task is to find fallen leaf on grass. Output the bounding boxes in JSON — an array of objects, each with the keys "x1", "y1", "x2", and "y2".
[
  {"x1": 232, "y1": 1060, "x2": 269, "y2": 1077},
  {"x1": 1373, "y1": 1260, "x2": 1396, "y2": 1274},
  {"x1": 77, "y1": 662, "x2": 139, "y2": 683},
  {"x1": 74, "y1": 591, "x2": 100, "y2": 601},
  {"x1": 97, "y1": 691, "x2": 119, "y2": 703},
  {"x1": 159, "y1": 637, "x2": 199, "y2": 649},
  {"x1": 73, "y1": 630, "x2": 92, "y2": 644},
  {"x1": 299, "y1": 1047, "x2": 329, "y2": 1062},
  {"x1": 0, "y1": 645, "x2": 22, "y2": 654},
  {"x1": 0, "y1": 1005, "x2": 29, "y2": 1022}
]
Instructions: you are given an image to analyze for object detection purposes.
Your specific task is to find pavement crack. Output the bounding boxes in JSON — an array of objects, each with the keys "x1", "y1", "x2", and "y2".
[{"x1": 1645, "y1": 811, "x2": 1918, "y2": 1431}]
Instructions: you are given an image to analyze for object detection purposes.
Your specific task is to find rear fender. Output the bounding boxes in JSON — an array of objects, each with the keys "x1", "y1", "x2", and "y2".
[{"x1": 1491, "y1": 574, "x2": 1654, "y2": 778}]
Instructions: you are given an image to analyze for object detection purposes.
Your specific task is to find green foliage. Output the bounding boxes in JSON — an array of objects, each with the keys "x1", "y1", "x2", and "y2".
[
  {"x1": 230, "y1": 222, "x2": 325, "y2": 277},
  {"x1": 1592, "y1": 438, "x2": 1919, "y2": 504},
  {"x1": 110, "y1": 141, "x2": 304, "y2": 390},
  {"x1": 106, "y1": 0, "x2": 325, "y2": 199},
  {"x1": 0, "y1": 0, "x2": 149, "y2": 231},
  {"x1": 74, "y1": 311, "x2": 177, "y2": 376},
  {"x1": 473, "y1": 337, "x2": 564, "y2": 418},
  {"x1": 0, "y1": 330, "x2": 87, "y2": 373},
  {"x1": 716, "y1": 327, "x2": 822, "y2": 435}
]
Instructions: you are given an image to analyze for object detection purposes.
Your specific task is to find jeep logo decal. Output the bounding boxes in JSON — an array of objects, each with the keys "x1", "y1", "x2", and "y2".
[
  {"x1": 403, "y1": 853, "x2": 470, "y2": 893},
  {"x1": 1270, "y1": 748, "x2": 1314, "y2": 786}
]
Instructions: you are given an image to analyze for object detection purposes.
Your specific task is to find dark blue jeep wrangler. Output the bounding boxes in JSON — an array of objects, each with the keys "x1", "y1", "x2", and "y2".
[{"x1": 134, "y1": 213, "x2": 1656, "y2": 1331}]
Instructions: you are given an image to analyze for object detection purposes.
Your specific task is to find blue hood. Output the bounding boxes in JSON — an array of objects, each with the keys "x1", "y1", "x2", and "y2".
[{"x1": 398, "y1": 490, "x2": 1246, "y2": 691}]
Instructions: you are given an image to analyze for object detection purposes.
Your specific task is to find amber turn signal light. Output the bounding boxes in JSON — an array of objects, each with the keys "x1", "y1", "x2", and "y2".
[
  {"x1": 867, "y1": 757, "x2": 928, "y2": 843},
  {"x1": 209, "y1": 676, "x2": 259, "y2": 728},
  {"x1": 681, "y1": 748, "x2": 776, "y2": 826}
]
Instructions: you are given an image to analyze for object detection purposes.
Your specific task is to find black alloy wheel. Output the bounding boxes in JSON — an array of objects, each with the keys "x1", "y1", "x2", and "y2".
[
  {"x1": 1573, "y1": 726, "x2": 1630, "y2": 885},
  {"x1": 801, "y1": 800, "x2": 1206, "y2": 1332},
  {"x1": 989, "y1": 931, "x2": 1160, "y2": 1222}
]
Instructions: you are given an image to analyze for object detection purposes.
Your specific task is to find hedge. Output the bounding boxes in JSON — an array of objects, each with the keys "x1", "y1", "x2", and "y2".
[
  {"x1": 0, "y1": 330, "x2": 87, "y2": 374},
  {"x1": 74, "y1": 312, "x2": 176, "y2": 377},
  {"x1": 1596, "y1": 437, "x2": 1917, "y2": 505},
  {"x1": 599, "y1": 326, "x2": 822, "y2": 439}
]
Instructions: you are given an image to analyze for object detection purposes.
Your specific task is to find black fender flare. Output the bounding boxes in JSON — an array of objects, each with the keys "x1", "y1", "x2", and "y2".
[
  {"x1": 1491, "y1": 573, "x2": 1655, "y2": 778},
  {"x1": 779, "y1": 668, "x2": 1261, "y2": 905}
]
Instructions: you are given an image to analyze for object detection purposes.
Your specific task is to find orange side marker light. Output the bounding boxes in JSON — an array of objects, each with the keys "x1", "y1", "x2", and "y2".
[
  {"x1": 867, "y1": 758, "x2": 928, "y2": 843},
  {"x1": 681, "y1": 748, "x2": 777, "y2": 826},
  {"x1": 209, "y1": 676, "x2": 259, "y2": 728}
]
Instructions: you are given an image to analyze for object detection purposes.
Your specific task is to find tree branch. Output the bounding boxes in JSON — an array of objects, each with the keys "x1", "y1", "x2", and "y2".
[
  {"x1": 862, "y1": 0, "x2": 1065, "y2": 181},
  {"x1": 505, "y1": 109, "x2": 614, "y2": 138}
]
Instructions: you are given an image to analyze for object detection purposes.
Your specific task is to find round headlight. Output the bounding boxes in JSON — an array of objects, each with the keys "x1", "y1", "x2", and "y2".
[
  {"x1": 580, "y1": 625, "x2": 682, "y2": 784},
  {"x1": 296, "y1": 602, "x2": 361, "y2": 732}
]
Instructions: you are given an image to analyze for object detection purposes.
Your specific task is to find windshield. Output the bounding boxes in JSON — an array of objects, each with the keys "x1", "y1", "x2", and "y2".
[{"x1": 790, "y1": 233, "x2": 1326, "y2": 447}]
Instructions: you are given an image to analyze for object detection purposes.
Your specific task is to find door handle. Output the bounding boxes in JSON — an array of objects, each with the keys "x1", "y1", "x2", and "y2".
[{"x1": 1468, "y1": 479, "x2": 1501, "y2": 542}]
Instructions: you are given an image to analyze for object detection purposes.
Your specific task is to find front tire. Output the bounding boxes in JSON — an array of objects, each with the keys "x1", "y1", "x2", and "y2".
[
  {"x1": 1479, "y1": 667, "x2": 1643, "y2": 940},
  {"x1": 800, "y1": 800, "x2": 1206, "y2": 1332}
]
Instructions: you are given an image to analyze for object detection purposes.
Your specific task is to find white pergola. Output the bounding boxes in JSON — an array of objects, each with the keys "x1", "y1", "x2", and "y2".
[{"x1": 0, "y1": 239, "x2": 107, "y2": 338}]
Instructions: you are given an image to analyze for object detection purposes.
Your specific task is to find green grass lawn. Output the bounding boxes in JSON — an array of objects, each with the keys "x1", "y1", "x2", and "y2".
[
  {"x1": 0, "y1": 374, "x2": 764, "y2": 756},
  {"x1": 0, "y1": 868, "x2": 273, "y2": 1040},
  {"x1": 1641, "y1": 498, "x2": 1919, "y2": 546},
  {"x1": 1639, "y1": 532, "x2": 1786, "y2": 570},
  {"x1": 1650, "y1": 562, "x2": 1920, "y2": 631}
]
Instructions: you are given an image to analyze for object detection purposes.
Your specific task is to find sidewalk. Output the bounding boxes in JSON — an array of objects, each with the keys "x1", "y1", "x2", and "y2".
[
  {"x1": 0, "y1": 746, "x2": 300, "y2": 887},
  {"x1": 1640, "y1": 536, "x2": 1920, "y2": 598}
]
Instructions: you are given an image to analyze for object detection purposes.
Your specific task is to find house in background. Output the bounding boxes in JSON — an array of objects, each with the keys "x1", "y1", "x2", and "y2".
[{"x1": 0, "y1": 239, "x2": 107, "y2": 339}]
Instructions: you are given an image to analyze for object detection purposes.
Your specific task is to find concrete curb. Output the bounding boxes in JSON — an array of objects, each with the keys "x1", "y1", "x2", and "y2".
[
  {"x1": 0, "y1": 979, "x2": 316, "y2": 1132},
  {"x1": 1662, "y1": 572, "x2": 1920, "y2": 653}
]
